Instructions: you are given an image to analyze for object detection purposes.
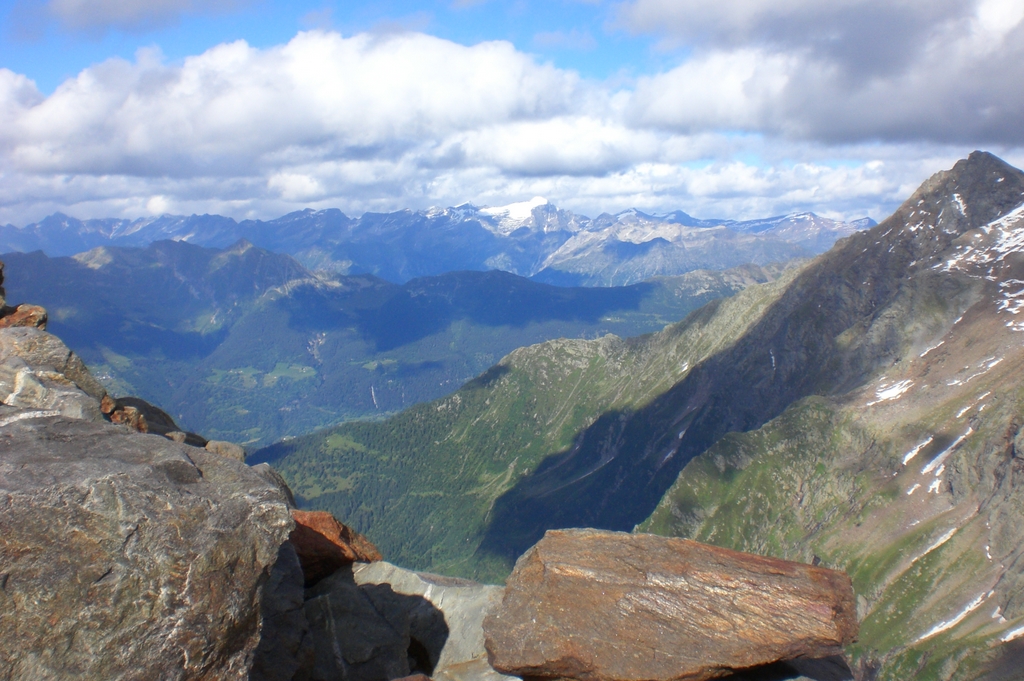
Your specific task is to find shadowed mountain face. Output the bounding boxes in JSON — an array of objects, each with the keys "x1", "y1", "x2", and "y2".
[
  {"x1": 1, "y1": 241, "x2": 774, "y2": 446},
  {"x1": 0, "y1": 204, "x2": 869, "y2": 286},
  {"x1": 255, "y1": 152, "x2": 1024, "y2": 678}
]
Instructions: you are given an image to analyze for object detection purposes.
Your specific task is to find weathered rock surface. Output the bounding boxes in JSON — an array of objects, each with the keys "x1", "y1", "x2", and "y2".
[
  {"x1": 0, "y1": 326, "x2": 107, "y2": 422},
  {"x1": 252, "y1": 463, "x2": 298, "y2": 508},
  {"x1": 289, "y1": 510, "x2": 382, "y2": 587},
  {"x1": 483, "y1": 529, "x2": 857, "y2": 681},
  {"x1": 0, "y1": 407, "x2": 294, "y2": 680},
  {"x1": 352, "y1": 562, "x2": 515, "y2": 681},
  {"x1": 0, "y1": 326, "x2": 106, "y2": 400},
  {"x1": 208, "y1": 439, "x2": 247, "y2": 461},
  {"x1": 298, "y1": 561, "x2": 512, "y2": 681}
]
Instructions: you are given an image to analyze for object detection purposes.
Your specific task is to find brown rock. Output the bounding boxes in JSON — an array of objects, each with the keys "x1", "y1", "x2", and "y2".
[
  {"x1": 483, "y1": 529, "x2": 858, "y2": 681},
  {"x1": 100, "y1": 394, "x2": 117, "y2": 415},
  {"x1": 289, "y1": 509, "x2": 382, "y2": 586},
  {"x1": 108, "y1": 404, "x2": 148, "y2": 433},
  {"x1": 104, "y1": 395, "x2": 208, "y2": 445},
  {"x1": 0, "y1": 304, "x2": 47, "y2": 330},
  {"x1": 392, "y1": 674, "x2": 432, "y2": 681}
]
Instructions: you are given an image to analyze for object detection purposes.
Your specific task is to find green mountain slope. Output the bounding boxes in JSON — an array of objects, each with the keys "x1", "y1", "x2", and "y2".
[
  {"x1": 2, "y1": 241, "x2": 774, "y2": 446},
  {"x1": 253, "y1": 266, "x2": 801, "y2": 578},
  {"x1": 254, "y1": 153, "x2": 1024, "y2": 681}
]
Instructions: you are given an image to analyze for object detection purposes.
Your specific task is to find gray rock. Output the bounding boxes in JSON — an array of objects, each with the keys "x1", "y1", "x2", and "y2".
[
  {"x1": 296, "y1": 560, "x2": 515, "y2": 681},
  {"x1": 352, "y1": 562, "x2": 515, "y2": 681},
  {"x1": 251, "y1": 463, "x2": 297, "y2": 508},
  {"x1": 208, "y1": 439, "x2": 247, "y2": 462},
  {"x1": 250, "y1": 542, "x2": 314, "y2": 681},
  {"x1": 0, "y1": 327, "x2": 106, "y2": 400},
  {"x1": 0, "y1": 357, "x2": 104, "y2": 422},
  {"x1": 302, "y1": 566, "x2": 446, "y2": 681},
  {"x1": 0, "y1": 327, "x2": 107, "y2": 422},
  {"x1": 0, "y1": 407, "x2": 294, "y2": 680}
]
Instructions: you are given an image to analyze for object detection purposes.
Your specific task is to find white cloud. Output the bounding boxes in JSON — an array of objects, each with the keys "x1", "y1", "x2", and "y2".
[
  {"x1": 617, "y1": 0, "x2": 1024, "y2": 144},
  {"x1": 0, "y1": 27, "x2": 1021, "y2": 227},
  {"x1": 2, "y1": 32, "x2": 582, "y2": 177}
]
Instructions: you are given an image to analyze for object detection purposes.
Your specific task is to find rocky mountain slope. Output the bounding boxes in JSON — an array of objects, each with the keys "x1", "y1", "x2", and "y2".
[
  {"x1": 0, "y1": 202, "x2": 870, "y2": 286},
  {"x1": 255, "y1": 151, "x2": 1024, "y2": 679},
  {"x1": 2, "y1": 241, "x2": 779, "y2": 446}
]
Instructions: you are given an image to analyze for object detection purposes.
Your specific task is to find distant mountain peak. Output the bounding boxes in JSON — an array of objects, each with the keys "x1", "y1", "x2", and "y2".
[
  {"x1": 479, "y1": 196, "x2": 549, "y2": 222},
  {"x1": 225, "y1": 238, "x2": 255, "y2": 254}
]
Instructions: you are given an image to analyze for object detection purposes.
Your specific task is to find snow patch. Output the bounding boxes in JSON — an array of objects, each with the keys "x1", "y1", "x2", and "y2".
[
  {"x1": 907, "y1": 483, "x2": 922, "y2": 495},
  {"x1": 480, "y1": 196, "x2": 548, "y2": 221},
  {"x1": 1002, "y1": 624, "x2": 1024, "y2": 643},
  {"x1": 902, "y1": 437, "x2": 934, "y2": 465},
  {"x1": 953, "y1": 193, "x2": 967, "y2": 215},
  {"x1": 922, "y1": 428, "x2": 973, "y2": 475},
  {"x1": 920, "y1": 341, "x2": 944, "y2": 358},
  {"x1": 867, "y1": 380, "x2": 914, "y2": 406},
  {"x1": 928, "y1": 479, "x2": 942, "y2": 494},
  {"x1": 916, "y1": 591, "x2": 991, "y2": 642}
]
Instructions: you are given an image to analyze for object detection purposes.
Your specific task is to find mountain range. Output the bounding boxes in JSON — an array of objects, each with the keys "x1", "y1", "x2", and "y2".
[
  {"x1": 1, "y1": 241, "x2": 785, "y2": 446},
  {"x1": 252, "y1": 151, "x2": 1024, "y2": 679},
  {"x1": 0, "y1": 202, "x2": 872, "y2": 286}
]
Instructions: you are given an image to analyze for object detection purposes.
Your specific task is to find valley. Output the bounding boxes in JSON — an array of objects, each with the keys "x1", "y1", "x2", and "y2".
[{"x1": 1, "y1": 240, "x2": 781, "y2": 446}]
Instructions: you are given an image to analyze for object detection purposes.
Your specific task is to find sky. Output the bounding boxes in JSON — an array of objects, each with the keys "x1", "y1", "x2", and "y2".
[{"x1": 1, "y1": 0, "x2": 1023, "y2": 226}]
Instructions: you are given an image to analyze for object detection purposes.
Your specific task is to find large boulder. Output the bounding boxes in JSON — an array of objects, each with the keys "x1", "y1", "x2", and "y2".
[
  {"x1": 301, "y1": 566, "x2": 447, "y2": 681},
  {"x1": 0, "y1": 407, "x2": 294, "y2": 680},
  {"x1": 483, "y1": 529, "x2": 858, "y2": 681},
  {"x1": 0, "y1": 326, "x2": 106, "y2": 401}
]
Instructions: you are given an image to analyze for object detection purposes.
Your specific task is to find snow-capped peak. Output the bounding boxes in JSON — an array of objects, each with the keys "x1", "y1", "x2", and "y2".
[{"x1": 479, "y1": 197, "x2": 549, "y2": 222}]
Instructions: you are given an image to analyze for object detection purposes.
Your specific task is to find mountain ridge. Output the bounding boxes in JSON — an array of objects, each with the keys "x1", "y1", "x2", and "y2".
[{"x1": 0, "y1": 203, "x2": 873, "y2": 286}]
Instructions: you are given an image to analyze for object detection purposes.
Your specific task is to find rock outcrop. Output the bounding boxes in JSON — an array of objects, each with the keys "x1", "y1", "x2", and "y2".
[
  {"x1": 0, "y1": 304, "x2": 47, "y2": 330},
  {"x1": 0, "y1": 407, "x2": 294, "y2": 680},
  {"x1": 352, "y1": 562, "x2": 514, "y2": 681},
  {"x1": 483, "y1": 529, "x2": 858, "y2": 681},
  {"x1": 289, "y1": 510, "x2": 382, "y2": 587},
  {"x1": 0, "y1": 326, "x2": 106, "y2": 422},
  {"x1": 297, "y1": 561, "x2": 511, "y2": 681}
]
